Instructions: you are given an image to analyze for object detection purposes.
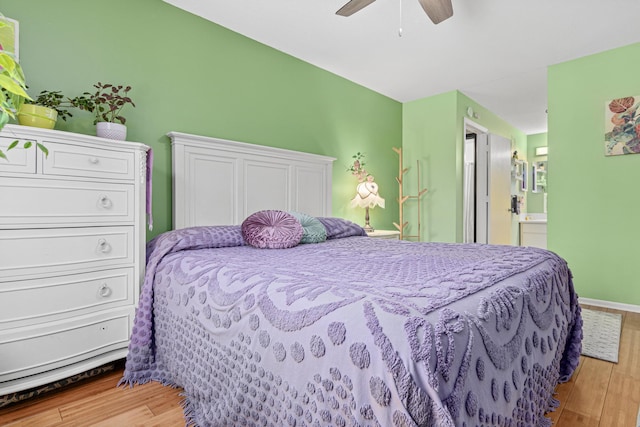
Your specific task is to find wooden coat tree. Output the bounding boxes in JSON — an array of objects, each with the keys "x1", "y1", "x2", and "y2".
[{"x1": 393, "y1": 147, "x2": 427, "y2": 240}]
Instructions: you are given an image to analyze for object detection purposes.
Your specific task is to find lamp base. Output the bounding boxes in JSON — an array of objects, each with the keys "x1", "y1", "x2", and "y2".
[{"x1": 363, "y1": 207, "x2": 374, "y2": 232}]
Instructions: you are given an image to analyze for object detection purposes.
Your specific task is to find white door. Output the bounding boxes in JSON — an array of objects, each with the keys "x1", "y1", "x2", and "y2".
[{"x1": 475, "y1": 134, "x2": 512, "y2": 245}]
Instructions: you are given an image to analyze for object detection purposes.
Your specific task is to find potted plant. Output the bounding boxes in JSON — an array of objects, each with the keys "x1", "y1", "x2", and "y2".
[
  {"x1": 18, "y1": 90, "x2": 75, "y2": 129},
  {"x1": 73, "y1": 82, "x2": 135, "y2": 140},
  {"x1": 0, "y1": 27, "x2": 47, "y2": 160}
]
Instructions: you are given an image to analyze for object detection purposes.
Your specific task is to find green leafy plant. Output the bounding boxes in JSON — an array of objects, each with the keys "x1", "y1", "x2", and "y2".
[
  {"x1": 0, "y1": 53, "x2": 27, "y2": 129},
  {"x1": 0, "y1": 23, "x2": 28, "y2": 160},
  {"x1": 25, "y1": 89, "x2": 75, "y2": 121},
  {"x1": 0, "y1": 22, "x2": 48, "y2": 160},
  {"x1": 73, "y1": 82, "x2": 135, "y2": 125},
  {"x1": 2, "y1": 138, "x2": 48, "y2": 159}
]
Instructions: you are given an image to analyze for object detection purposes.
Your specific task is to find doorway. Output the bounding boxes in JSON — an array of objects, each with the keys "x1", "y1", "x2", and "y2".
[{"x1": 463, "y1": 119, "x2": 512, "y2": 245}]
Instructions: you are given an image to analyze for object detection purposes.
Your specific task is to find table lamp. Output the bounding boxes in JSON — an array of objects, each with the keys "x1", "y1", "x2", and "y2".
[{"x1": 350, "y1": 177, "x2": 384, "y2": 232}]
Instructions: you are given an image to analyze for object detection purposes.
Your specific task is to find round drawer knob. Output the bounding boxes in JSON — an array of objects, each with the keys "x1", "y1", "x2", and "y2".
[
  {"x1": 98, "y1": 283, "x2": 112, "y2": 298},
  {"x1": 98, "y1": 195, "x2": 113, "y2": 209},
  {"x1": 89, "y1": 157, "x2": 100, "y2": 164},
  {"x1": 97, "y1": 238, "x2": 112, "y2": 254}
]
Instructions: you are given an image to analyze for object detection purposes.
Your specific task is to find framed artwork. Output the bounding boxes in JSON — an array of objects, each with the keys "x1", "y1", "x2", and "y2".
[
  {"x1": 0, "y1": 16, "x2": 19, "y2": 60},
  {"x1": 604, "y1": 96, "x2": 640, "y2": 156}
]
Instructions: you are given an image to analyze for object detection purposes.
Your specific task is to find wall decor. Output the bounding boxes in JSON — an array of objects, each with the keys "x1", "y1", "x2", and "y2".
[
  {"x1": 604, "y1": 95, "x2": 640, "y2": 156},
  {"x1": 0, "y1": 16, "x2": 19, "y2": 60}
]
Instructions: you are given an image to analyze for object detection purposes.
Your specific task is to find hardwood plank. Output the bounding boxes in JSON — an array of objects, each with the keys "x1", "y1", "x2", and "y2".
[
  {"x1": 563, "y1": 357, "x2": 613, "y2": 418},
  {"x1": 145, "y1": 407, "x2": 190, "y2": 427},
  {"x1": 599, "y1": 370, "x2": 640, "y2": 427},
  {"x1": 3, "y1": 408, "x2": 61, "y2": 427},
  {"x1": 146, "y1": 388, "x2": 184, "y2": 416},
  {"x1": 89, "y1": 405, "x2": 155, "y2": 427},
  {"x1": 0, "y1": 362, "x2": 186, "y2": 426},
  {"x1": 555, "y1": 408, "x2": 600, "y2": 427},
  {"x1": 624, "y1": 311, "x2": 640, "y2": 331},
  {"x1": 614, "y1": 327, "x2": 640, "y2": 379},
  {"x1": 57, "y1": 382, "x2": 175, "y2": 425},
  {"x1": 0, "y1": 369, "x2": 122, "y2": 425}
]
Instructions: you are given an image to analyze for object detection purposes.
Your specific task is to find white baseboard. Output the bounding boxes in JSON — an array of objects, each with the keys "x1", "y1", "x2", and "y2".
[{"x1": 579, "y1": 297, "x2": 640, "y2": 313}]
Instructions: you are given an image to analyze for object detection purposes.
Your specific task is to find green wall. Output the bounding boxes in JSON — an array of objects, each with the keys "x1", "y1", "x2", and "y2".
[
  {"x1": 526, "y1": 133, "x2": 547, "y2": 213},
  {"x1": 402, "y1": 91, "x2": 457, "y2": 242},
  {"x1": 548, "y1": 42, "x2": 640, "y2": 306},
  {"x1": 0, "y1": 0, "x2": 401, "y2": 239},
  {"x1": 402, "y1": 90, "x2": 526, "y2": 243}
]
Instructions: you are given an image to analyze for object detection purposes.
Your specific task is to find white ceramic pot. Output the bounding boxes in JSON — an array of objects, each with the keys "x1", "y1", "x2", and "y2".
[{"x1": 96, "y1": 122, "x2": 127, "y2": 141}]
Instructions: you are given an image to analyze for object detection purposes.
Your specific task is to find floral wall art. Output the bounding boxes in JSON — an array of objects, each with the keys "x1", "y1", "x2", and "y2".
[{"x1": 604, "y1": 96, "x2": 640, "y2": 156}]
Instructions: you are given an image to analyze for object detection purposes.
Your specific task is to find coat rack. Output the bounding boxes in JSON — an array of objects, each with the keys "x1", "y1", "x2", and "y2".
[{"x1": 392, "y1": 147, "x2": 427, "y2": 241}]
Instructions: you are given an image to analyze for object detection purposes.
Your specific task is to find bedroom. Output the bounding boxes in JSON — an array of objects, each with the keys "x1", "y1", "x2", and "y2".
[{"x1": 0, "y1": 0, "x2": 638, "y2": 425}]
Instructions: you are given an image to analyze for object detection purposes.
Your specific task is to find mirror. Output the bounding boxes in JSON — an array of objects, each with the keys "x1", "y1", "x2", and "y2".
[
  {"x1": 520, "y1": 161, "x2": 528, "y2": 192},
  {"x1": 528, "y1": 144, "x2": 548, "y2": 214},
  {"x1": 531, "y1": 161, "x2": 547, "y2": 193}
]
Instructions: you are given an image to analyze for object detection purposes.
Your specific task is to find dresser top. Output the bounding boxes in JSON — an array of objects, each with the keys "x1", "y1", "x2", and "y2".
[{"x1": 1, "y1": 124, "x2": 150, "y2": 153}]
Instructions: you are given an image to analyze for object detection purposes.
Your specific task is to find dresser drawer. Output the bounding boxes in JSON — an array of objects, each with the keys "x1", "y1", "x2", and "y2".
[
  {"x1": 0, "y1": 268, "x2": 135, "y2": 328},
  {"x1": 0, "y1": 136, "x2": 36, "y2": 174},
  {"x1": 0, "y1": 310, "x2": 131, "y2": 383},
  {"x1": 0, "y1": 178, "x2": 133, "y2": 226},
  {"x1": 0, "y1": 226, "x2": 134, "y2": 279},
  {"x1": 42, "y1": 142, "x2": 136, "y2": 181}
]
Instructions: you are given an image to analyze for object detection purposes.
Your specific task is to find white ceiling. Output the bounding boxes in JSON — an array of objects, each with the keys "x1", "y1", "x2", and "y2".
[{"x1": 164, "y1": 0, "x2": 640, "y2": 135}]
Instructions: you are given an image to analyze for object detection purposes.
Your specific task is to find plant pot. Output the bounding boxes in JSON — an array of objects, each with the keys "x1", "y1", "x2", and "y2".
[
  {"x1": 17, "y1": 104, "x2": 58, "y2": 129},
  {"x1": 96, "y1": 122, "x2": 127, "y2": 141}
]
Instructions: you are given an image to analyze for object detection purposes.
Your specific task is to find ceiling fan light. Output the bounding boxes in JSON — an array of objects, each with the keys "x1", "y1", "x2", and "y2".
[{"x1": 418, "y1": 0, "x2": 453, "y2": 24}]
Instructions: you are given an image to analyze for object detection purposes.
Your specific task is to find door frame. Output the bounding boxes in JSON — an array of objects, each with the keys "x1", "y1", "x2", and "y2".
[{"x1": 463, "y1": 118, "x2": 488, "y2": 243}]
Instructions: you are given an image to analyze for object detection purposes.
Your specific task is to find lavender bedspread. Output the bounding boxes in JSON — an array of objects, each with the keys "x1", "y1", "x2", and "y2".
[{"x1": 122, "y1": 226, "x2": 582, "y2": 427}]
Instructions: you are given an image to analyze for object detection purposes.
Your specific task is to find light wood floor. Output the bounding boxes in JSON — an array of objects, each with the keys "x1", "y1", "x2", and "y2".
[
  {"x1": 548, "y1": 305, "x2": 640, "y2": 427},
  {"x1": 0, "y1": 305, "x2": 638, "y2": 426}
]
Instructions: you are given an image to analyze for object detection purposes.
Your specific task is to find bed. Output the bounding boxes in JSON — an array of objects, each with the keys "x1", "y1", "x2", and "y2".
[{"x1": 121, "y1": 133, "x2": 582, "y2": 427}]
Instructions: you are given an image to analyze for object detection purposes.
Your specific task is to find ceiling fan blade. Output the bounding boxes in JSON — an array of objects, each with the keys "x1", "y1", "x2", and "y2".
[
  {"x1": 336, "y1": 0, "x2": 376, "y2": 17},
  {"x1": 418, "y1": 0, "x2": 453, "y2": 24}
]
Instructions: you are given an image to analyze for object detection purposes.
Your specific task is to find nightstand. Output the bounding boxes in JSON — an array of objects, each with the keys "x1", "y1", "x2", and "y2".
[{"x1": 366, "y1": 230, "x2": 401, "y2": 240}]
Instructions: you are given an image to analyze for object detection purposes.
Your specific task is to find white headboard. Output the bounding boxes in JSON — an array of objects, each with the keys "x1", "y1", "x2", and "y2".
[{"x1": 169, "y1": 132, "x2": 336, "y2": 229}]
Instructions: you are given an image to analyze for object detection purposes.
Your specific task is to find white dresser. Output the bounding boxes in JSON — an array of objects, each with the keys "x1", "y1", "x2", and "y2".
[{"x1": 0, "y1": 124, "x2": 149, "y2": 395}]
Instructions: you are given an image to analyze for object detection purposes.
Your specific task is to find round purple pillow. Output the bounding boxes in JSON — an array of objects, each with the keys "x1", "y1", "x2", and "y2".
[{"x1": 241, "y1": 210, "x2": 303, "y2": 249}]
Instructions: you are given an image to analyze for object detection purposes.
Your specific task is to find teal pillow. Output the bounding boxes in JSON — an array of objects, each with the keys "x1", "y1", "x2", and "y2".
[{"x1": 289, "y1": 212, "x2": 327, "y2": 244}]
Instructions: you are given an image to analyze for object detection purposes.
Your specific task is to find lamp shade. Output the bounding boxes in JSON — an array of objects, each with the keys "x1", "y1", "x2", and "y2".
[{"x1": 351, "y1": 180, "x2": 385, "y2": 209}]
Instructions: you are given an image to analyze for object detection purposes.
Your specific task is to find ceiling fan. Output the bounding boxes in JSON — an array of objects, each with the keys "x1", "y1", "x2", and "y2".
[{"x1": 336, "y1": 0, "x2": 453, "y2": 24}]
